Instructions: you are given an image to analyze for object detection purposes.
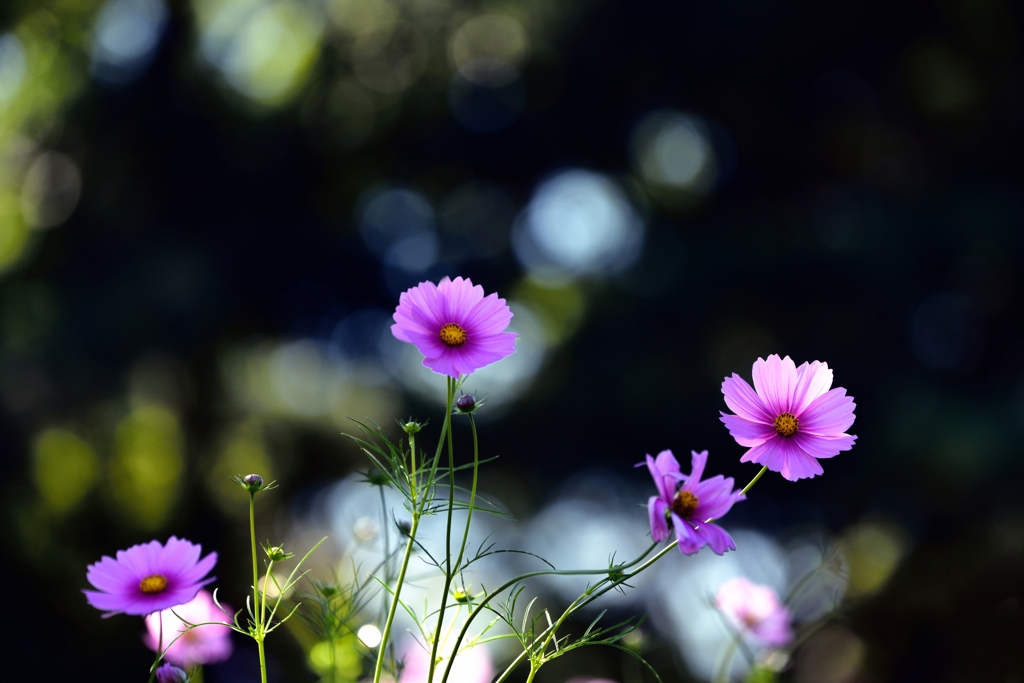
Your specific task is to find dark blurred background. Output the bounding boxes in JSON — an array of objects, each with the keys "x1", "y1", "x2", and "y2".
[{"x1": 2, "y1": 0, "x2": 1023, "y2": 681}]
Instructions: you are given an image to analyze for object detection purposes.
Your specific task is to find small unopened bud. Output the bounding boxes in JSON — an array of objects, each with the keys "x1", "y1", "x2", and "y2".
[
  {"x1": 396, "y1": 519, "x2": 412, "y2": 536},
  {"x1": 264, "y1": 545, "x2": 294, "y2": 562},
  {"x1": 366, "y1": 471, "x2": 390, "y2": 487},
  {"x1": 242, "y1": 473, "x2": 264, "y2": 490},
  {"x1": 155, "y1": 663, "x2": 188, "y2": 683},
  {"x1": 453, "y1": 588, "x2": 473, "y2": 603},
  {"x1": 318, "y1": 583, "x2": 339, "y2": 598},
  {"x1": 402, "y1": 421, "x2": 423, "y2": 435},
  {"x1": 455, "y1": 394, "x2": 477, "y2": 414}
]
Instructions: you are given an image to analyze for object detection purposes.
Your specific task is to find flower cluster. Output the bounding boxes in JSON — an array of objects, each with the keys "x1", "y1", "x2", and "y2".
[{"x1": 83, "y1": 277, "x2": 858, "y2": 683}]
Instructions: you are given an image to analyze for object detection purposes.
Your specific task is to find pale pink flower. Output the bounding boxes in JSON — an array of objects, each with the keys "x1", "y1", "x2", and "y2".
[
  {"x1": 715, "y1": 577, "x2": 793, "y2": 647},
  {"x1": 720, "y1": 354, "x2": 857, "y2": 481},
  {"x1": 144, "y1": 589, "x2": 233, "y2": 668},
  {"x1": 398, "y1": 638, "x2": 493, "y2": 683}
]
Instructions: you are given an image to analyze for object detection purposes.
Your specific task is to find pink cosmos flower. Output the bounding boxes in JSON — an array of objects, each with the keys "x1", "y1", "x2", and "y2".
[
  {"x1": 391, "y1": 276, "x2": 516, "y2": 378},
  {"x1": 144, "y1": 589, "x2": 234, "y2": 668},
  {"x1": 639, "y1": 450, "x2": 745, "y2": 555},
  {"x1": 720, "y1": 354, "x2": 857, "y2": 481},
  {"x1": 84, "y1": 536, "x2": 217, "y2": 617},
  {"x1": 715, "y1": 577, "x2": 793, "y2": 647}
]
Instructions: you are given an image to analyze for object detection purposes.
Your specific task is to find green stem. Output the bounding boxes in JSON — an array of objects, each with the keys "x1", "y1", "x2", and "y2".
[
  {"x1": 257, "y1": 639, "x2": 268, "y2": 683},
  {"x1": 714, "y1": 634, "x2": 740, "y2": 683},
  {"x1": 428, "y1": 377, "x2": 458, "y2": 683},
  {"x1": 249, "y1": 492, "x2": 268, "y2": 683},
  {"x1": 444, "y1": 542, "x2": 671, "y2": 683},
  {"x1": 372, "y1": 514, "x2": 421, "y2": 683},
  {"x1": 739, "y1": 465, "x2": 768, "y2": 497}
]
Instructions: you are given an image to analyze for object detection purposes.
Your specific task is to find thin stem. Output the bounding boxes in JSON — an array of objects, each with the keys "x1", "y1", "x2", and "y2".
[
  {"x1": 443, "y1": 542, "x2": 670, "y2": 683},
  {"x1": 427, "y1": 376, "x2": 457, "y2": 683},
  {"x1": 249, "y1": 492, "x2": 268, "y2": 683},
  {"x1": 372, "y1": 515, "x2": 421, "y2": 683},
  {"x1": 378, "y1": 484, "x2": 393, "y2": 672},
  {"x1": 713, "y1": 634, "x2": 740, "y2": 683},
  {"x1": 147, "y1": 615, "x2": 164, "y2": 683},
  {"x1": 739, "y1": 466, "x2": 768, "y2": 497}
]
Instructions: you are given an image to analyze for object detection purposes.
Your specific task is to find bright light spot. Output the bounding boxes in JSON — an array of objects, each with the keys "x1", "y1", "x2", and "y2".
[
  {"x1": 842, "y1": 521, "x2": 907, "y2": 596},
  {"x1": 109, "y1": 403, "x2": 185, "y2": 530},
  {"x1": 260, "y1": 572, "x2": 291, "y2": 599},
  {"x1": 630, "y1": 109, "x2": 717, "y2": 193},
  {"x1": 358, "y1": 187, "x2": 438, "y2": 272},
  {"x1": 357, "y1": 624, "x2": 382, "y2": 648},
  {"x1": 0, "y1": 34, "x2": 26, "y2": 106},
  {"x1": 33, "y1": 428, "x2": 99, "y2": 516},
  {"x1": 21, "y1": 152, "x2": 82, "y2": 229},
  {"x1": 449, "y1": 14, "x2": 529, "y2": 87},
  {"x1": 326, "y1": 0, "x2": 399, "y2": 39},
  {"x1": 351, "y1": 24, "x2": 427, "y2": 94},
  {"x1": 513, "y1": 169, "x2": 644, "y2": 281},
  {"x1": 353, "y1": 516, "x2": 379, "y2": 540},
  {"x1": 269, "y1": 340, "x2": 346, "y2": 417},
  {"x1": 198, "y1": 0, "x2": 323, "y2": 106},
  {"x1": 91, "y1": 0, "x2": 168, "y2": 85}
]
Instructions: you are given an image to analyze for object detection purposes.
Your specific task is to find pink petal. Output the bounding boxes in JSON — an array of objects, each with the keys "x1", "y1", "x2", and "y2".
[
  {"x1": 793, "y1": 432, "x2": 856, "y2": 459},
  {"x1": 720, "y1": 413, "x2": 775, "y2": 447},
  {"x1": 462, "y1": 293, "x2": 513, "y2": 335},
  {"x1": 791, "y1": 361, "x2": 833, "y2": 415},
  {"x1": 693, "y1": 522, "x2": 736, "y2": 555},
  {"x1": 688, "y1": 450, "x2": 708, "y2": 483},
  {"x1": 672, "y1": 514, "x2": 705, "y2": 555},
  {"x1": 86, "y1": 556, "x2": 134, "y2": 593},
  {"x1": 653, "y1": 449, "x2": 681, "y2": 476},
  {"x1": 649, "y1": 497, "x2": 670, "y2": 542},
  {"x1": 799, "y1": 388, "x2": 856, "y2": 435},
  {"x1": 721, "y1": 374, "x2": 774, "y2": 423},
  {"x1": 751, "y1": 355, "x2": 797, "y2": 415},
  {"x1": 440, "y1": 276, "x2": 485, "y2": 321}
]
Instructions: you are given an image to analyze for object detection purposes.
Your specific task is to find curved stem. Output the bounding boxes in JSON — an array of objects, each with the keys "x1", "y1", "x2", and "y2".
[
  {"x1": 714, "y1": 634, "x2": 740, "y2": 683},
  {"x1": 739, "y1": 466, "x2": 768, "y2": 497},
  {"x1": 442, "y1": 541, "x2": 669, "y2": 683},
  {"x1": 373, "y1": 514, "x2": 421, "y2": 683},
  {"x1": 428, "y1": 377, "x2": 458, "y2": 683}
]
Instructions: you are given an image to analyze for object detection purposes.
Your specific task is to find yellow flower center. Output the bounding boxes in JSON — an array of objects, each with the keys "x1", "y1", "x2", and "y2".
[
  {"x1": 774, "y1": 412, "x2": 798, "y2": 437},
  {"x1": 139, "y1": 574, "x2": 168, "y2": 594},
  {"x1": 439, "y1": 323, "x2": 467, "y2": 346},
  {"x1": 671, "y1": 490, "x2": 700, "y2": 519}
]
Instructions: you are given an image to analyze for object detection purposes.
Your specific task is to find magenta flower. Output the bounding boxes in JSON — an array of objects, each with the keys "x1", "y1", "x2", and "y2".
[
  {"x1": 84, "y1": 537, "x2": 217, "y2": 617},
  {"x1": 391, "y1": 276, "x2": 516, "y2": 378},
  {"x1": 720, "y1": 354, "x2": 857, "y2": 481},
  {"x1": 155, "y1": 663, "x2": 188, "y2": 683},
  {"x1": 639, "y1": 450, "x2": 745, "y2": 555},
  {"x1": 144, "y1": 590, "x2": 233, "y2": 668},
  {"x1": 715, "y1": 577, "x2": 793, "y2": 647}
]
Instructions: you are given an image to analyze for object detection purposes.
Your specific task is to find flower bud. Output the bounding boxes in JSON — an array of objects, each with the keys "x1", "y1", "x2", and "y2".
[
  {"x1": 453, "y1": 588, "x2": 473, "y2": 603},
  {"x1": 396, "y1": 519, "x2": 412, "y2": 536},
  {"x1": 155, "y1": 663, "x2": 188, "y2": 683},
  {"x1": 455, "y1": 394, "x2": 477, "y2": 414},
  {"x1": 242, "y1": 473, "x2": 263, "y2": 491},
  {"x1": 401, "y1": 420, "x2": 423, "y2": 435},
  {"x1": 264, "y1": 545, "x2": 294, "y2": 562}
]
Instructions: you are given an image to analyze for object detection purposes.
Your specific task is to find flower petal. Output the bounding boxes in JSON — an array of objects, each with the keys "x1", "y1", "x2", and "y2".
[
  {"x1": 740, "y1": 436, "x2": 825, "y2": 481},
  {"x1": 793, "y1": 432, "x2": 856, "y2": 459},
  {"x1": 688, "y1": 450, "x2": 708, "y2": 483},
  {"x1": 752, "y1": 355, "x2": 797, "y2": 415},
  {"x1": 722, "y1": 374, "x2": 774, "y2": 423},
  {"x1": 648, "y1": 497, "x2": 670, "y2": 542},
  {"x1": 672, "y1": 514, "x2": 705, "y2": 555},
  {"x1": 799, "y1": 387, "x2": 856, "y2": 435},
  {"x1": 791, "y1": 361, "x2": 833, "y2": 415},
  {"x1": 720, "y1": 413, "x2": 775, "y2": 447},
  {"x1": 693, "y1": 522, "x2": 736, "y2": 555}
]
